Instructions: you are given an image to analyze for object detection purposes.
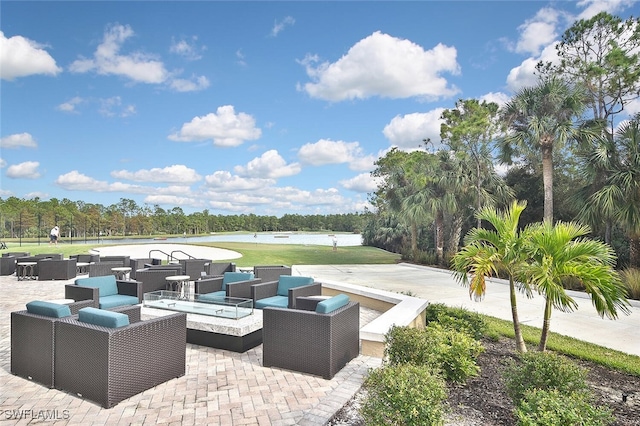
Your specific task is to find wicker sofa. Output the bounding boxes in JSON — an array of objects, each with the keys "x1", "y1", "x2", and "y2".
[
  {"x1": 179, "y1": 258, "x2": 212, "y2": 279},
  {"x1": 10, "y1": 299, "x2": 104, "y2": 387},
  {"x1": 54, "y1": 306, "x2": 187, "y2": 408},
  {"x1": 38, "y1": 258, "x2": 77, "y2": 280},
  {"x1": 262, "y1": 296, "x2": 360, "y2": 379},
  {"x1": 129, "y1": 258, "x2": 162, "y2": 279},
  {"x1": 0, "y1": 255, "x2": 17, "y2": 276},
  {"x1": 205, "y1": 262, "x2": 236, "y2": 275}
]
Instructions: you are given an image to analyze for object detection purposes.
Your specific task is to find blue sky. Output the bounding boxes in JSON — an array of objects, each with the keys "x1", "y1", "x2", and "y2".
[{"x1": 2, "y1": 0, "x2": 639, "y2": 216}]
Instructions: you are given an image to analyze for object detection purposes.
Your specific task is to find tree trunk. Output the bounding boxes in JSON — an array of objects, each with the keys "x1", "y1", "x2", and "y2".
[
  {"x1": 538, "y1": 297, "x2": 553, "y2": 351},
  {"x1": 448, "y1": 215, "x2": 464, "y2": 256},
  {"x1": 435, "y1": 211, "x2": 445, "y2": 266},
  {"x1": 629, "y1": 232, "x2": 640, "y2": 268},
  {"x1": 510, "y1": 277, "x2": 527, "y2": 353},
  {"x1": 541, "y1": 142, "x2": 554, "y2": 224},
  {"x1": 411, "y1": 221, "x2": 418, "y2": 257}
]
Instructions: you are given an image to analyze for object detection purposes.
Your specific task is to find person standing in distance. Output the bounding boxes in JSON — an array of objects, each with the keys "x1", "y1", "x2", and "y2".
[{"x1": 50, "y1": 225, "x2": 60, "y2": 245}]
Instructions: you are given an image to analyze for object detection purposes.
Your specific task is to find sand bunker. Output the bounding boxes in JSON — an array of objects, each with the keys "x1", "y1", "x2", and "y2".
[{"x1": 89, "y1": 243, "x2": 242, "y2": 261}]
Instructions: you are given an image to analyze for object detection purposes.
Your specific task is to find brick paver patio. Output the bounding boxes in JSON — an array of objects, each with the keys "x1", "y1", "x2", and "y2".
[{"x1": 0, "y1": 275, "x2": 381, "y2": 425}]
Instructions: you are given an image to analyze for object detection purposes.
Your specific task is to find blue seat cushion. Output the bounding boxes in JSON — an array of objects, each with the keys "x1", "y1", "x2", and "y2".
[
  {"x1": 26, "y1": 300, "x2": 71, "y2": 318},
  {"x1": 197, "y1": 291, "x2": 226, "y2": 301},
  {"x1": 255, "y1": 296, "x2": 289, "y2": 309},
  {"x1": 75, "y1": 275, "x2": 118, "y2": 296},
  {"x1": 276, "y1": 275, "x2": 314, "y2": 297},
  {"x1": 78, "y1": 307, "x2": 130, "y2": 328},
  {"x1": 98, "y1": 295, "x2": 139, "y2": 310},
  {"x1": 222, "y1": 272, "x2": 254, "y2": 290},
  {"x1": 316, "y1": 294, "x2": 350, "y2": 314}
]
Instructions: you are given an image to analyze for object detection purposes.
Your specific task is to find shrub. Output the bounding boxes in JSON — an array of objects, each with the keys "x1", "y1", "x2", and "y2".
[
  {"x1": 360, "y1": 364, "x2": 448, "y2": 426},
  {"x1": 384, "y1": 324, "x2": 484, "y2": 383},
  {"x1": 516, "y1": 388, "x2": 615, "y2": 426},
  {"x1": 503, "y1": 351, "x2": 588, "y2": 404},
  {"x1": 620, "y1": 268, "x2": 640, "y2": 300},
  {"x1": 424, "y1": 303, "x2": 487, "y2": 339}
]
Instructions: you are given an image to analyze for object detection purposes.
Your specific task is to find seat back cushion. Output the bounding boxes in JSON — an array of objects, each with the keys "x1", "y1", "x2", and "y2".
[
  {"x1": 26, "y1": 300, "x2": 72, "y2": 318},
  {"x1": 315, "y1": 294, "x2": 350, "y2": 314},
  {"x1": 78, "y1": 307, "x2": 130, "y2": 328},
  {"x1": 276, "y1": 275, "x2": 314, "y2": 296},
  {"x1": 222, "y1": 272, "x2": 254, "y2": 290},
  {"x1": 75, "y1": 275, "x2": 118, "y2": 296}
]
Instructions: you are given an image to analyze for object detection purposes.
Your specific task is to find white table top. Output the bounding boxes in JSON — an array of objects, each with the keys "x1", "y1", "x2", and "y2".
[
  {"x1": 165, "y1": 275, "x2": 191, "y2": 281},
  {"x1": 17, "y1": 261, "x2": 37, "y2": 265},
  {"x1": 111, "y1": 267, "x2": 132, "y2": 272}
]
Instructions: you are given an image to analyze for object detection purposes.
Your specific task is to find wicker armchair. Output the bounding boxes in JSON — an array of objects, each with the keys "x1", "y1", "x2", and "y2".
[
  {"x1": 179, "y1": 259, "x2": 211, "y2": 279},
  {"x1": 253, "y1": 265, "x2": 292, "y2": 283},
  {"x1": 65, "y1": 276, "x2": 142, "y2": 307},
  {"x1": 38, "y1": 258, "x2": 77, "y2": 280},
  {"x1": 99, "y1": 255, "x2": 130, "y2": 266},
  {"x1": 54, "y1": 307, "x2": 187, "y2": 408},
  {"x1": 129, "y1": 258, "x2": 162, "y2": 279},
  {"x1": 10, "y1": 300, "x2": 101, "y2": 387},
  {"x1": 195, "y1": 272, "x2": 262, "y2": 299},
  {"x1": 205, "y1": 262, "x2": 236, "y2": 275},
  {"x1": 262, "y1": 301, "x2": 360, "y2": 379},
  {"x1": 88, "y1": 261, "x2": 122, "y2": 277},
  {"x1": 135, "y1": 267, "x2": 183, "y2": 295},
  {"x1": 0, "y1": 255, "x2": 17, "y2": 276},
  {"x1": 55, "y1": 313, "x2": 187, "y2": 408},
  {"x1": 251, "y1": 276, "x2": 321, "y2": 309}
]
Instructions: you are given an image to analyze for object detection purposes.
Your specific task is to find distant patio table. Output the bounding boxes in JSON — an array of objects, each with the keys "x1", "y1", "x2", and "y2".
[
  {"x1": 111, "y1": 267, "x2": 132, "y2": 281},
  {"x1": 165, "y1": 275, "x2": 191, "y2": 298},
  {"x1": 16, "y1": 262, "x2": 37, "y2": 281}
]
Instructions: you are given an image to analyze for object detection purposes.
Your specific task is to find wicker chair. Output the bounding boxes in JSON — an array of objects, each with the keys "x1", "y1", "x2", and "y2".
[
  {"x1": 253, "y1": 265, "x2": 292, "y2": 283},
  {"x1": 179, "y1": 259, "x2": 212, "y2": 279},
  {"x1": 10, "y1": 300, "x2": 100, "y2": 387},
  {"x1": 99, "y1": 255, "x2": 130, "y2": 267},
  {"x1": 205, "y1": 262, "x2": 236, "y2": 275},
  {"x1": 129, "y1": 258, "x2": 162, "y2": 279},
  {"x1": 262, "y1": 301, "x2": 360, "y2": 379},
  {"x1": 195, "y1": 272, "x2": 262, "y2": 299},
  {"x1": 65, "y1": 277, "x2": 142, "y2": 307},
  {"x1": 37, "y1": 258, "x2": 77, "y2": 280},
  {"x1": 0, "y1": 255, "x2": 17, "y2": 276},
  {"x1": 251, "y1": 276, "x2": 321, "y2": 309},
  {"x1": 135, "y1": 267, "x2": 183, "y2": 295},
  {"x1": 54, "y1": 307, "x2": 187, "y2": 408},
  {"x1": 88, "y1": 261, "x2": 122, "y2": 277}
]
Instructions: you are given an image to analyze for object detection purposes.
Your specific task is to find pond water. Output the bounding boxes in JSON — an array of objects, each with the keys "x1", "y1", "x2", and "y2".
[{"x1": 100, "y1": 233, "x2": 363, "y2": 247}]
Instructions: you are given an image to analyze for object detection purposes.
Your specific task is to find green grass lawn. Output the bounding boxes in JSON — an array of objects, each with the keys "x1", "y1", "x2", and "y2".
[{"x1": 5, "y1": 241, "x2": 401, "y2": 267}]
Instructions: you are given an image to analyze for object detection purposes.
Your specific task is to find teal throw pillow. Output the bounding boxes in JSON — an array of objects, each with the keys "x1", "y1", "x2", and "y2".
[
  {"x1": 315, "y1": 294, "x2": 350, "y2": 314},
  {"x1": 78, "y1": 307, "x2": 130, "y2": 328},
  {"x1": 26, "y1": 300, "x2": 72, "y2": 318}
]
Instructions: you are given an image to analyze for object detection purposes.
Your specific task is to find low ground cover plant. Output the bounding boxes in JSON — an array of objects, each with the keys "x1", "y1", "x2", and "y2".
[
  {"x1": 504, "y1": 351, "x2": 615, "y2": 425},
  {"x1": 424, "y1": 302, "x2": 487, "y2": 339}
]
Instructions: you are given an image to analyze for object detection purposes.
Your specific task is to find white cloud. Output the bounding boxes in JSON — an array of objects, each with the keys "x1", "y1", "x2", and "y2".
[
  {"x1": 6, "y1": 161, "x2": 41, "y2": 179},
  {"x1": 170, "y1": 36, "x2": 205, "y2": 60},
  {"x1": 234, "y1": 150, "x2": 301, "y2": 178},
  {"x1": 299, "y1": 31, "x2": 460, "y2": 102},
  {"x1": 0, "y1": 158, "x2": 6, "y2": 168},
  {"x1": 111, "y1": 165, "x2": 202, "y2": 184},
  {"x1": 514, "y1": 7, "x2": 562, "y2": 55},
  {"x1": 98, "y1": 96, "x2": 137, "y2": 117},
  {"x1": 506, "y1": 43, "x2": 559, "y2": 93},
  {"x1": 576, "y1": 0, "x2": 634, "y2": 20},
  {"x1": 340, "y1": 173, "x2": 380, "y2": 193},
  {"x1": 169, "y1": 105, "x2": 262, "y2": 147},
  {"x1": 480, "y1": 92, "x2": 511, "y2": 107},
  {"x1": 0, "y1": 133, "x2": 38, "y2": 149},
  {"x1": 271, "y1": 16, "x2": 295, "y2": 37},
  {"x1": 383, "y1": 109, "x2": 445, "y2": 149},
  {"x1": 169, "y1": 75, "x2": 210, "y2": 92},
  {"x1": 69, "y1": 24, "x2": 169, "y2": 84},
  {"x1": 55, "y1": 170, "x2": 144, "y2": 192},
  {"x1": 204, "y1": 171, "x2": 275, "y2": 191},
  {"x1": 297, "y1": 139, "x2": 359, "y2": 164},
  {"x1": 0, "y1": 31, "x2": 62, "y2": 80},
  {"x1": 57, "y1": 97, "x2": 84, "y2": 113}
]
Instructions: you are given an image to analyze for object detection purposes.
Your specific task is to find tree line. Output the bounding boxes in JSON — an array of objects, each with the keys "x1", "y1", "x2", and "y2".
[
  {"x1": 0, "y1": 196, "x2": 367, "y2": 241},
  {"x1": 363, "y1": 12, "x2": 640, "y2": 269}
]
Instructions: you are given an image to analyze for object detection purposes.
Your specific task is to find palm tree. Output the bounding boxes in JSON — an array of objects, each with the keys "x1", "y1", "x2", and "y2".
[
  {"x1": 584, "y1": 114, "x2": 640, "y2": 267},
  {"x1": 500, "y1": 77, "x2": 587, "y2": 223},
  {"x1": 451, "y1": 200, "x2": 533, "y2": 353},
  {"x1": 522, "y1": 220, "x2": 631, "y2": 351}
]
